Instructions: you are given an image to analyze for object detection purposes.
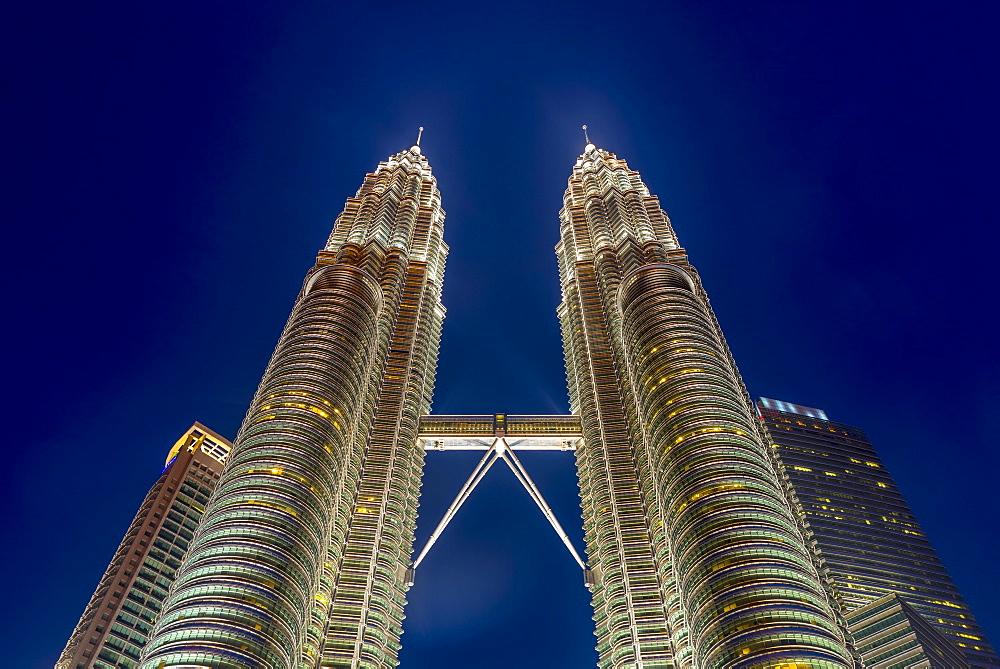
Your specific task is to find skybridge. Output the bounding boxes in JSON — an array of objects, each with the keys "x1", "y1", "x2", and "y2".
[
  {"x1": 418, "y1": 413, "x2": 582, "y2": 451},
  {"x1": 410, "y1": 413, "x2": 594, "y2": 587}
]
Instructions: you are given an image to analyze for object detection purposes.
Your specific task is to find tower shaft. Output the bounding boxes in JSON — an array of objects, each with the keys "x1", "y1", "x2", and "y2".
[
  {"x1": 557, "y1": 146, "x2": 852, "y2": 668},
  {"x1": 139, "y1": 147, "x2": 446, "y2": 669}
]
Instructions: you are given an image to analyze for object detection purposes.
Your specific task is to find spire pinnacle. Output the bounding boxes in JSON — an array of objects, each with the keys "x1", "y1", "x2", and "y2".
[
  {"x1": 583, "y1": 125, "x2": 596, "y2": 153},
  {"x1": 410, "y1": 127, "x2": 424, "y2": 155}
]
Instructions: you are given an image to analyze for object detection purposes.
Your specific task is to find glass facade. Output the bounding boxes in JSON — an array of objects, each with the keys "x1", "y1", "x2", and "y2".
[
  {"x1": 556, "y1": 145, "x2": 851, "y2": 668},
  {"x1": 57, "y1": 424, "x2": 232, "y2": 669},
  {"x1": 759, "y1": 398, "x2": 998, "y2": 667}
]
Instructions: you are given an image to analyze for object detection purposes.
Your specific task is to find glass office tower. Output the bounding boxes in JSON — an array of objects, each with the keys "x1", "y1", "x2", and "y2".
[
  {"x1": 556, "y1": 143, "x2": 851, "y2": 668},
  {"x1": 138, "y1": 143, "x2": 447, "y2": 669},
  {"x1": 759, "y1": 397, "x2": 998, "y2": 667},
  {"x1": 57, "y1": 423, "x2": 232, "y2": 669}
]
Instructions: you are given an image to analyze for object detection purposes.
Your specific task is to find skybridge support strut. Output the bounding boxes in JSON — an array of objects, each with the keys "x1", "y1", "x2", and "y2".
[
  {"x1": 411, "y1": 441, "x2": 501, "y2": 570},
  {"x1": 499, "y1": 444, "x2": 586, "y2": 569},
  {"x1": 409, "y1": 434, "x2": 587, "y2": 585}
]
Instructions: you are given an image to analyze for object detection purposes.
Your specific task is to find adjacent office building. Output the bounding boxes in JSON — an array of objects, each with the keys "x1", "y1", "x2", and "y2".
[
  {"x1": 57, "y1": 423, "x2": 231, "y2": 669},
  {"x1": 759, "y1": 397, "x2": 998, "y2": 667}
]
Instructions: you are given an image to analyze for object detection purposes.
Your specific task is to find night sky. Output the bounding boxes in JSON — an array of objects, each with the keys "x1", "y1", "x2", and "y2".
[{"x1": 5, "y1": 1, "x2": 999, "y2": 667}]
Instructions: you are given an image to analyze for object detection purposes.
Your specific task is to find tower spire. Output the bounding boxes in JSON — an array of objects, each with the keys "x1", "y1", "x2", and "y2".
[
  {"x1": 582, "y1": 125, "x2": 595, "y2": 153},
  {"x1": 410, "y1": 127, "x2": 425, "y2": 155}
]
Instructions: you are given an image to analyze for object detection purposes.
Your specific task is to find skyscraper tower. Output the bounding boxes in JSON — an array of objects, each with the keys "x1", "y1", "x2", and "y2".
[
  {"x1": 758, "y1": 398, "x2": 998, "y2": 667},
  {"x1": 139, "y1": 138, "x2": 447, "y2": 668},
  {"x1": 58, "y1": 423, "x2": 232, "y2": 669},
  {"x1": 556, "y1": 139, "x2": 852, "y2": 667}
]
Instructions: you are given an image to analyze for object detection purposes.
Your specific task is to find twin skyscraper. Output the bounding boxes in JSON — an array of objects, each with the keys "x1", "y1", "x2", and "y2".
[{"x1": 60, "y1": 137, "x2": 996, "y2": 668}]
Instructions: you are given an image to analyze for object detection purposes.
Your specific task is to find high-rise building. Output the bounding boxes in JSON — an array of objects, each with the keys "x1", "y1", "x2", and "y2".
[
  {"x1": 555, "y1": 142, "x2": 851, "y2": 668},
  {"x1": 139, "y1": 140, "x2": 447, "y2": 668},
  {"x1": 57, "y1": 423, "x2": 231, "y2": 669},
  {"x1": 758, "y1": 397, "x2": 998, "y2": 667}
]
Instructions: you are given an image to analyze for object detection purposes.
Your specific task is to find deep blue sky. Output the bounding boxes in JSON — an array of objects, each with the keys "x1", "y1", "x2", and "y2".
[{"x1": 5, "y1": 1, "x2": 999, "y2": 666}]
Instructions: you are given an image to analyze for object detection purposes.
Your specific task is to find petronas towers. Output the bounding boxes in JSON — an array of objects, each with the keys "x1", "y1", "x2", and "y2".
[{"x1": 60, "y1": 134, "x2": 988, "y2": 668}]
